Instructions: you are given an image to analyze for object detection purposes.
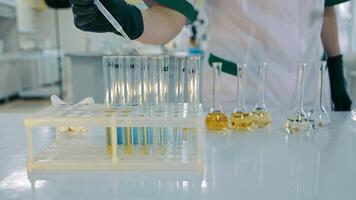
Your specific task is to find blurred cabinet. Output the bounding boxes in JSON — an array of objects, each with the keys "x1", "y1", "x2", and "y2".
[{"x1": 0, "y1": 56, "x2": 18, "y2": 99}]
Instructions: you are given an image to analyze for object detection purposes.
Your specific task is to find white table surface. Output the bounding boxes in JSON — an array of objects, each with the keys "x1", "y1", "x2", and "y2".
[{"x1": 1, "y1": 113, "x2": 356, "y2": 200}]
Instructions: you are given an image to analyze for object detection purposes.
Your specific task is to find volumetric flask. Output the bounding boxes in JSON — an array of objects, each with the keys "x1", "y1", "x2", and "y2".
[
  {"x1": 205, "y1": 62, "x2": 228, "y2": 131},
  {"x1": 308, "y1": 61, "x2": 330, "y2": 130},
  {"x1": 284, "y1": 62, "x2": 311, "y2": 135},
  {"x1": 230, "y1": 64, "x2": 254, "y2": 131},
  {"x1": 252, "y1": 62, "x2": 272, "y2": 128}
]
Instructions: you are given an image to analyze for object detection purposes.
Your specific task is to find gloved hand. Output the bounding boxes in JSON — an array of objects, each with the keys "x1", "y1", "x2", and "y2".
[
  {"x1": 327, "y1": 55, "x2": 352, "y2": 111},
  {"x1": 69, "y1": 0, "x2": 144, "y2": 40},
  {"x1": 45, "y1": 0, "x2": 71, "y2": 9}
]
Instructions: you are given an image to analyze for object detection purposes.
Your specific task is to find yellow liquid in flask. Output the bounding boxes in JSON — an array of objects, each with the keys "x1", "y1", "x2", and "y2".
[{"x1": 205, "y1": 111, "x2": 228, "y2": 131}]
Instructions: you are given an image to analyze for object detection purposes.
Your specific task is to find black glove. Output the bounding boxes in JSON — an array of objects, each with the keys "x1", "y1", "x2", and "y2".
[
  {"x1": 70, "y1": 0, "x2": 144, "y2": 40},
  {"x1": 45, "y1": 0, "x2": 71, "y2": 8},
  {"x1": 327, "y1": 55, "x2": 352, "y2": 111}
]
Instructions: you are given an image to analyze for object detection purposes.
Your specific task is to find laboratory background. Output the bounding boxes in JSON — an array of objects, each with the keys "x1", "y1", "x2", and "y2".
[{"x1": 0, "y1": 0, "x2": 356, "y2": 200}]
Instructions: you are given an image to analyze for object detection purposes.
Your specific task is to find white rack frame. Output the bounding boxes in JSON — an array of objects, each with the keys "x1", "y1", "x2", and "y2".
[{"x1": 24, "y1": 104, "x2": 204, "y2": 172}]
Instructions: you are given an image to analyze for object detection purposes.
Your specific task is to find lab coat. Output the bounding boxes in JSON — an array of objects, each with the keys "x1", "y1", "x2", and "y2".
[{"x1": 201, "y1": 0, "x2": 331, "y2": 114}]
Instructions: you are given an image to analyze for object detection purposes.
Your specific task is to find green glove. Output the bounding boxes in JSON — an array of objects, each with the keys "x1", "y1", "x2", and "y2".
[
  {"x1": 70, "y1": 0, "x2": 144, "y2": 40},
  {"x1": 327, "y1": 55, "x2": 352, "y2": 111}
]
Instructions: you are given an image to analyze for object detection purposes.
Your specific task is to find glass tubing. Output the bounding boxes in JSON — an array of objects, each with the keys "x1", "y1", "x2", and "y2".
[
  {"x1": 103, "y1": 55, "x2": 202, "y2": 115},
  {"x1": 103, "y1": 55, "x2": 201, "y2": 157}
]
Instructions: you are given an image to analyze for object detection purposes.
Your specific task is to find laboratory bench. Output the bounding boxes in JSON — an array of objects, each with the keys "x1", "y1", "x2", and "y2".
[{"x1": 0, "y1": 112, "x2": 356, "y2": 200}]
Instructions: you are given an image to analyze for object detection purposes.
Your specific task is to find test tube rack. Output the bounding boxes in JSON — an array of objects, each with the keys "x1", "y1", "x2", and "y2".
[{"x1": 24, "y1": 103, "x2": 204, "y2": 172}]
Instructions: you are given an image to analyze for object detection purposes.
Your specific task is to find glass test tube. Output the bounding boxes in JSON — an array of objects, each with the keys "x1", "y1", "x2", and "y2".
[
  {"x1": 184, "y1": 57, "x2": 201, "y2": 159},
  {"x1": 134, "y1": 56, "x2": 149, "y2": 156},
  {"x1": 160, "y1": 55, "x2": 170, "y2": 151},
  {"x1": 159, "y1": 56, "x2": 169, "y2": 103},
  {"x1": 230, "y1": 64, "x2": 254, "y2": 131},
  {"x1": 170, "y1": 56, "x2": 186, "y2": 156},
  {"x1": 122, "y1": 56, "x2": 134, "y2": 155},
  {"x1": 187, "y1": 56, "x2": 201, "y2": 116},
  {"x1": 284, "y1": 62, "x2": 311, "y2": 134},
  {"x1": 103, "y1": 56, "x2": 115, "y2": 155},
  {"x1": 115, "y1": 56, "x2": 125, "y2": 147},
  {"x1": 150, "y1": 56, "x2": 160, "y2": 152},
  {"x1": 142, "y1": 56, "x2": 154, "y2": 147},
  {"x1": 103, "y1": 56, "x2": 115, "y2": 112},
  {"x1": 205, "y1": 62, "x2": 228, "y2": 131},
  {"x1": 173, "y1": 56, "x2": 186, "y2": 113},
  {"x1": 252, "y1": 63, "x2": 272, "y2": 128},
  {"x1": 150, "y1": 56, "x2": 160, "y2": 111}
]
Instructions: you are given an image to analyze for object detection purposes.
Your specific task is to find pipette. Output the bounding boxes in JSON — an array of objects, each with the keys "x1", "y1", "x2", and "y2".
[{"x1": 93, "y1": 0, "x2": 132, "y2": 42}]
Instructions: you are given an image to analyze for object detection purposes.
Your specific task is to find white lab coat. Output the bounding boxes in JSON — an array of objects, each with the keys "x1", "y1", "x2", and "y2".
[{"x1": 201, "y1": 0, "x2": 331, "y2": 114}]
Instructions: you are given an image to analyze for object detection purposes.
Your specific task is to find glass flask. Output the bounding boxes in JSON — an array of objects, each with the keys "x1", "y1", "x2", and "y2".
[
  {"x1": 230, "y1": 64, "x2": 254, "y2": 131},
  {"x1": 205, "y1": 62, "x2": 228, "y2": 131},
  {"x1": 308, "y1": 61, "x2": 330, "y2": 129},
  {"x1": 252, "y1": 63, "x2": 272, "y2": 128},
  {"x1": 284, "y1": 62, "x2": 311, "y2": 134}
]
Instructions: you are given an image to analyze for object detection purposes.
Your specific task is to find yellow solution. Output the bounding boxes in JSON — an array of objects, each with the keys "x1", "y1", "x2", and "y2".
[
  {"x1": 252, "y1": 110, "x2": 272, "y2": 128},
  {"x1": 124, "y1": 128, "x2": 134, "y2": 155},
  {"x1": 230, "y1": 111, "x2": 254, "y2": 131},
  {"x1": 156, "y1": 127, "x2": 167, "y2": 156},
  {"x1": 139, "y1": 129, "x2": 149, "y2": 155},
  {"x1": 106, "y1": 128, "x2": 112, "y2": 155},
  {"x1": 205, "y1": 111, "x2": 228, "y2": 131},
  {"x1": 284, "y1": 116, "x2": 310, "y2": 134}
]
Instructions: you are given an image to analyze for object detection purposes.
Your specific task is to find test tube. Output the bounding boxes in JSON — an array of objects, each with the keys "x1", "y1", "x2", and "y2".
[
  {"x1": 173, "y1": 56, "x2": 186, "y2": 107},
  {"x1": 103, "y1": 56, "x2": 115, "y2": 155},
  {"x1": 115, "y1": 56, "x2": 125, "y2": 146},
  {"x1": 122, "y1": 56, "x2": 134, "y2": 155},
  {"x1": 121, "y1": 56, "x2": 131, "y2": 113},
  {"x1": 142, "y1": 56, "x2": 154, "y2": 147},
  {"x1": 103, "y1": 56, "x2": 115, "y2": 112},
  {"x1": 134, "y1": 56, "x2": 148, "y2": 156},
  {"x1": 159, "y1": 56, "x2": 170, "y2": 106},
  {"x1": 150, "y1": 56, "x2": 160, "y2": 112},
  {"x1": 187, "y1": 56, "x2": 201, "y2": 116},
  {"x1": 142, "y1": 56, "x2": 151, "y2": 111},
  {"x1": 171, "y1": 56, "x2": 186, "y2": 155}
]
